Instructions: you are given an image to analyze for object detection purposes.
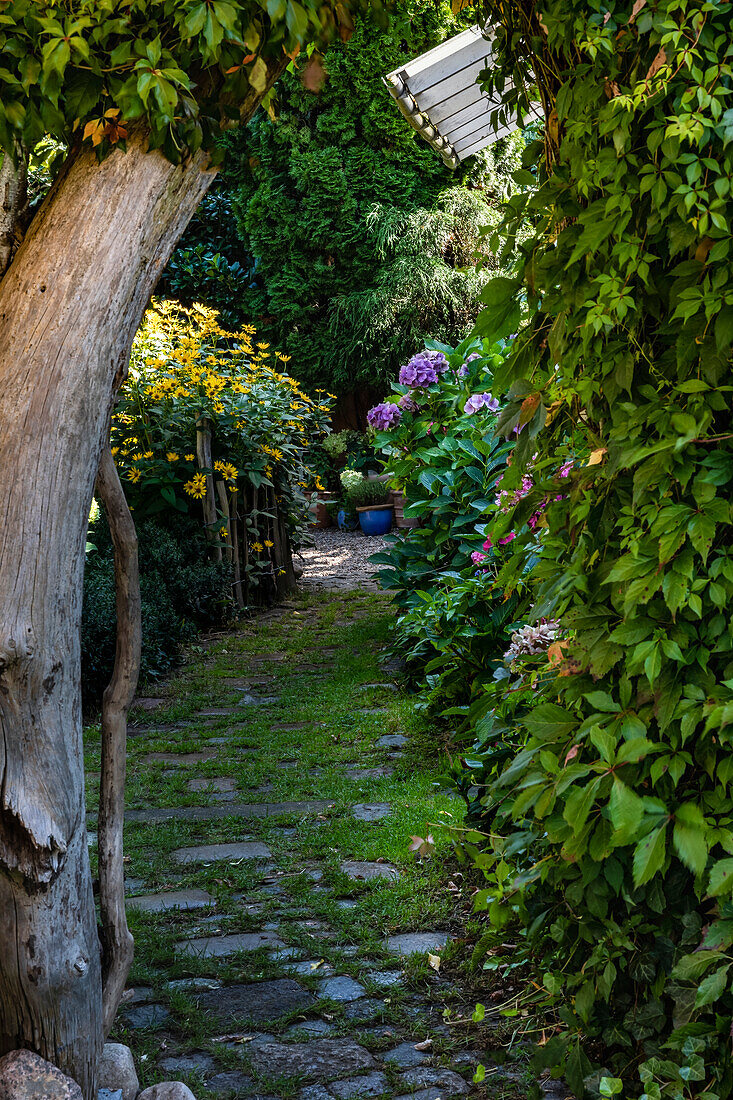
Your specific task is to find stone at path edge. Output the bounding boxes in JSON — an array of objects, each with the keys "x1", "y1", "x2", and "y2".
[
  {"x1": 137, "y1": 1085, "x2": 197, "y2": 1100},
  {"x1": 377, "y1": 734, "x2": 407, "y2": 749},
  {"x1": 99, "y1": 1042, "x2": 139, "y2": 1100},
  {"x1": 328, "y1": 1071, "x2": 390, "y2": 1098},
  {"x1": 318, "y1": 975, "x2": 366, "y2": 1002},
  {"x1": 398, "y1": 1067, "x2": 469, "y2": 1096},
  {"x1": 0, "y1": 1050, "x2": 82, "y2": 1100},
  {"x1": 352, "y1": 803, "x2": 391, "y2": 822}
]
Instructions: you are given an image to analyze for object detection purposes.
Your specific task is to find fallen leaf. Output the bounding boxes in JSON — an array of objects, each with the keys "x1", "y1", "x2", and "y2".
[
  {"x1": 628, "y1": 0, "x2": 646, "y2": 22},
  {"x1": 428, "y1": 953, "x2": 441, "y2": 972},
  {"x1": 645, "y1": 47, "x2": 667, "y2": 83},
  {"x1": 310, "y1": 960, "x2": 324, "y2": 971},
  {"x1": 409, "y1": 834, "x2": 435, "y2": 858},
  {"x1": 414, "y1": 1039, "x2": 433, "y2": 1051},
  {"x1": 587, "y1": 447, "x2": 607, "y2": 465}
]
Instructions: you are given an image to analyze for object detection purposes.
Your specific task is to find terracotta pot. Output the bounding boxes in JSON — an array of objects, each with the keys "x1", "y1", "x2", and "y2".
[
  {"x1": 389, "y1": 490, "x2": 419, "y2": 529},
  {"x1": 307, "y1": 491, "x2": 333, "y2": 529}
]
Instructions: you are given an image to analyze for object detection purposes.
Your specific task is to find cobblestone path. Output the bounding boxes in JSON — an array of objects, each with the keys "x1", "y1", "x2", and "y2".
[{"x1": 86, "y1": 588, "x2": 538, "y2": 1099}]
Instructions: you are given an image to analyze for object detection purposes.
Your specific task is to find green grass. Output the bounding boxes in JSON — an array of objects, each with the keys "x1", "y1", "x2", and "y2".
[{"x1": 84, "y1": 588, "x2": 528, "y2": 1098}]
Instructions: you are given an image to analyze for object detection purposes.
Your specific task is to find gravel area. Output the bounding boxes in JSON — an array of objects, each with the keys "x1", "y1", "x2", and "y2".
[{"x1": 296, "y1": 528, "x2": 387, "y2": 591}]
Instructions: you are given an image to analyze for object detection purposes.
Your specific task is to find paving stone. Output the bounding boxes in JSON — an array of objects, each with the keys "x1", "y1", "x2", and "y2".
[
  {"x1": 172, "y1": 841, "x2": 272, "y2": 864},
  {"x1": 187, "y1": 776, "x2": 238, "y2": 793},
  {"x1": 99, "y1": 1089, "x2": 123, "y2": 1100},
  {"x1": 318, "y1": 976, "x2": 366, "y2": 1002},
  {"x1": 158, "y1": 1053, "x2": 216, "y2": 1076},
  {"x1": 125, "y1": 801, "x2": 329, "y2": 824},
  {"x1": 336, "y1": 899, "x2": 359, "y2": 910},
  {"x1": 385, "y1": 932, "x2": 450, "y2": 956},
  {"x1": 198, "y1": 708, "x2": 235, "y2": 716},
  {"x1": 207, "y1": 1071, "x2": 256, "y2": 1094},
  {"x1": 238, "y1": 694, "x2": 280, "y2": 707},
  {"x1": 340, "y1": 861, "x2": 400, "y2": 882},
  {"x1": 142, "y1": 750, "x2": 218, "y2": 765},
  {"x1": 134, "y1": 697, "x2": 165, "y2": 710},
  {"x1": 286, "y1": 1020, "x2": 335, "y2": 1038},
  {"x1": 398, "y1": 1070, "x2": 468, "y2": 1096},
  {"x1": 393, "y1": 1090, "x2": 443, "y2": 1100},
  {"x1": 127, "y1": 888, "x2": 215, "y2": 913},
  {"x1": 165, "y1": 977, "x2": 222, "y2": 993},
  {"x1": 351, "y1": 803, "x2": 391, "y2": 822},
  {"x1": 299, "y1": 1086, "x2": 332, "y2": 1100},
  {"x1": 286, "y1": 960, "x2": 335, "y2": 977},
  {"x1": 329, "y1": 1073, "x2": 389, "y2": 1098},
  {"x1": 381, "y1": 1044, "x2": 429, "y2": 1068},
  {"x1": 197, "y1": 979, "x2": 314, "y2": 1023},
  {"x1": 249, "y1": 1039, "x2": 375, "y2": 1082},
  {"x1": 347, "y1": 767, "x2": 394, "y2": 780},
  {"x1": 366, "y1": 971, "x2": 402, "y2": 989},
  {"x1": 87, "y1": 832, "x2": 98, "y2": 847},
  {"x1": 121, "y1": 986, "x2": 154, "y2": 1005},
  {"x1": 120, "y1": 1004, "x2": 171, "y2": 1029},
  {"x1": 376, "y1": 735, "x2": 407, "y2": 749},
  {"x1": 175, "y1": 931, "x2": 285, "y2": 958},
  {"x1": 342, "y1": 999, "x2": 386, "y2": 1023}
]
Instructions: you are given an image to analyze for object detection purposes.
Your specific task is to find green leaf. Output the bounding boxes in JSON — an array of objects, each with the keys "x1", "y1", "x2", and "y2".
[
  {"x1": 708, "y1": 859, "x2": 733, "y2": 896},
  {"x1": 673, "y1": 822, "x2": 708, "y2": 876},
  {"x1": 609, "y1": 779, "x2": 644, "y2": 843},
  {"x1": 633, "y1": 824, "x2": 667, "y2": 887},
  {"x1": 694, "y1": 964, "x2": 731, "y2": 1008}
]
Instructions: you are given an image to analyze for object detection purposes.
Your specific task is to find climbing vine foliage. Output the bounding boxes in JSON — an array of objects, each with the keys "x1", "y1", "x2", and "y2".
[
  {"x1": 466, "y1": 0, "x2": 733, "y2": 1096},
  {"x1": 0, "y1": 0, "x2": 366, "y2": 161}
]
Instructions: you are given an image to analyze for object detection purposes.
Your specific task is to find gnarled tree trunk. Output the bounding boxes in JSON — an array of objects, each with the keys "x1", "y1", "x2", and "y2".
[{"x1": 0, "y1": 129, "x2": 216, "y2": 1098}]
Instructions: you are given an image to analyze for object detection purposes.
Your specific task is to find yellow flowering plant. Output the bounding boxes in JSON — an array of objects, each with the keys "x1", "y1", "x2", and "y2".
[{"x1": 112, "y1": 300, "x2": 333, "y2": 593}]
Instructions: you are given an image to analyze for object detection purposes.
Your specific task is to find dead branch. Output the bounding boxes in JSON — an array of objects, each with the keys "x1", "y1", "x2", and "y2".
[{"x1": 95, "y1": 445, "x2": 140, "y2": 1038}]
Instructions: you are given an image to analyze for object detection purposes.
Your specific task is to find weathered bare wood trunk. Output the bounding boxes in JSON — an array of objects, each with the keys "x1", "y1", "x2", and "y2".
[
  {"x1": 196, "y1": 416, "x2": 222, "y2": 562},
  {"x1": 95, "y1": 446, "x2": 141, "y2": 1039},
  {"x1": 0, "y1": 131, "x2": 218, "y2": 1098}
]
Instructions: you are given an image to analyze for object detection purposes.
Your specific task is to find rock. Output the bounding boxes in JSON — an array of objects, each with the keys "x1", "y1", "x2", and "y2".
[
  {"x1": 120, "y1": 1004, "x2": 172, "y2": 1029},
  {"x1": 165, "y1": 978, "x2": 222, "y2": 993},
  {"x1": 398, "y1": 1068, "x2": 468, "y2": 1096},
  {"x1": 328, "y1": 1073, "x2": 389, "y2": 1098},
  {"x1": 384, "y1": 931, "x2": 450, "y2": 956},
  {"x1": 285, "y1": 1020, "x2": 335, "y2": 1038},
  {"x1": 351, "y1": 804, "x2": 391, "y2": 822},
  {"x1": 157, "y1": 1054, "x2": 216, "y2": 1077},
  {"x1": 197, "y1": 979, "x2": 314, "y2": 1023},
  {"x1": 365, "y1": 971, "x2": 402, "y2": 989},
  {"x1": 137, "y1": 1086, "x2": 197, "y2": 1100},
  {"x1": 207, "y1": 1071, "x2": 255, "y2": 1094},
  {"x1": 127, "y1": 889, "x2": 215, "y2": 913},
  {"x1": 376, "y1": 735, "x2": 407, "y2": 749},
  {"x1": 0, "y1": 1050, "x2": 82, "y2": 1099},
  {"x1": 99, "y1": 1044, "x2": 139, "y2": 1100},
  {"x1": 187, "y1": 777, "x2": 238, "y2": 793},
  {"x1": 342, "y1": 999, "x2": 386, "y2": 1023},
  {"x1": 172, "y1": 841, "x2": 272, "y2": 863},
  {"x1": 124, "y1": 802, "x2": 329, "y2": 825},
  {"x1": 381, "y1": 1043, "x2": 428, "y2": 1068},
  {"x1": 248, "y1": 1039, "x2": 375, "y2": 1082},
  {"x1": 340, "y1": 861, "x2": 400, "y2": 882},
  {"x1": 175, "y1": 931, "x2": 284, "y2": 958},
  {"x1": 98, "y1": 1090, "x2": 123, "y2": 1100},
  {"x1": 298, "y1": 1086, "x2": 332, "y2": 1100},
  {"x1": 393, "y1": 1090, "x2": 443, "y2": 1100},
  {"x1": 318, "y1": 976, "x2": 366, "y2": 1002}
]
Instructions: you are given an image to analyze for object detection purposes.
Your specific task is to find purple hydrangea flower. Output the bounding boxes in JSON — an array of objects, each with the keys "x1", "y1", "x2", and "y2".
[
  {"x1": 423, "y1": 349, "x2": 450, "y2": 372},
  {"x1": 398, "y1": 354, "x2": 440, "y2": 388},
  {"x1": 464, "y1": 392, "x2": 500, "y2": 415},
  {"x1": 398, "y1": 392, "x2": 419, "y2": 412},
  {"x1": 367, "y1": 402, "x2": 403, "y2": 431}
]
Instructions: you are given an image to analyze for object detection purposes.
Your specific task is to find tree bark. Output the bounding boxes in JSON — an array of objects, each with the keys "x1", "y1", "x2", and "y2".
[
  {"x1": 95, "y1": 446, "x2": 141, "y2": 1039},
  {"x1": 0, "y1": 146, "x2": 27, "y2": 277},
  {"x1": 230, "y1": 489, "x2": 244, "y2": 608}
]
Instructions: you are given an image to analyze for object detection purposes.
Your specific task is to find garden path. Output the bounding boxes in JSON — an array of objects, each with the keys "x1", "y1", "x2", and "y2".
[
  {"x1": 296, "y1": 529, "x2": 387, "y2": 592},
  {"x1": 87, "y1": 581, "x2": 548, "y2": 1099}
]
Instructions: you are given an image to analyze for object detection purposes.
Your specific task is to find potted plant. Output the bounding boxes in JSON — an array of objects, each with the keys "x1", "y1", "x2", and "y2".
[
  {"x1": 337, "y1": 469, "x2": 362, "y2": 530},
  {"x1": 346, "y1": 477, "x2": 393, "y2": 535}
]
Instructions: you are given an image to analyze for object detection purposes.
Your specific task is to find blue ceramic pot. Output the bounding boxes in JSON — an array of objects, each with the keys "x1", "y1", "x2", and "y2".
[
  {"x1": 337, "y1": 508, "x2": 359, "y2": 531},
  {"x1": 358, "y1": 507, "x2": 393, "y2": 536}
]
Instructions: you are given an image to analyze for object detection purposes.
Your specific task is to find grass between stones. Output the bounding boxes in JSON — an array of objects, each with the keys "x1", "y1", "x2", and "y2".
[{"x1": 84, "y1": 589, "x2": 536, "y2": 1100}]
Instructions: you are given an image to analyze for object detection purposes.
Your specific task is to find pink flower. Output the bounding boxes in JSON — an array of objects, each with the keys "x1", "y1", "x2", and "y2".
[
  {"x1": 498, "y1": 532, "x2": 517, "y2": 546},
  {"x1": 559, "y1": 460, "x2": 573, "y2": 477},
  {"x1": 483, "y1": 537, "x2": 493, "y2": 551},
  {"x1": 471, "y1": 551, "x2": 486, "y2": 565}
]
